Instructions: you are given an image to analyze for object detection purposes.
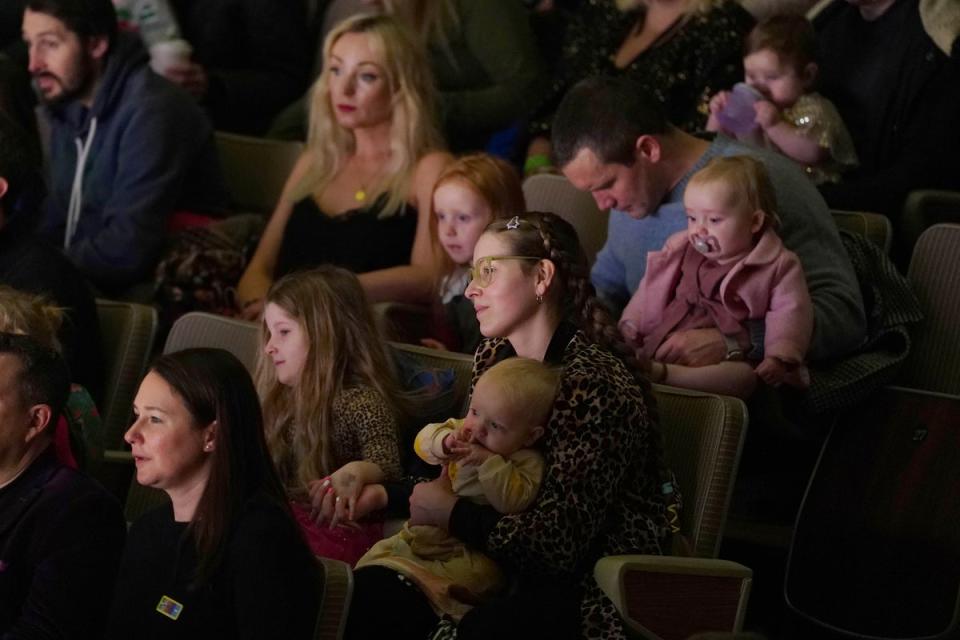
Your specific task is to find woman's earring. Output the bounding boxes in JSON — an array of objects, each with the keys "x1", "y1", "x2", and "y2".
[
  {"x1": 536, "y1": 292, "x2": 543, "y2": 304},
  {"x1": 204, "y1": 443, "x2": 213, "y2": 452}
]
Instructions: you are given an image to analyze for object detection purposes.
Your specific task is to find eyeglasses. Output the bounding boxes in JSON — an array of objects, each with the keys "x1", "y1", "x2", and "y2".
[{"x1": 469, "y1": 255, "x2": 541, "y2": 288}]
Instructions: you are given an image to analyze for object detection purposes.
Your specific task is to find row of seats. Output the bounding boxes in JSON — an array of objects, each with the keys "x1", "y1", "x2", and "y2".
[
  {"x1": 93, "y1": 222, "x2": 960, "y2": 639},
  {"x1": 93, "y1": 305, "x2": 756, "y2": 639},
  {"x1": 211, "y1": 131, "x2": 958, "y2": 266}
]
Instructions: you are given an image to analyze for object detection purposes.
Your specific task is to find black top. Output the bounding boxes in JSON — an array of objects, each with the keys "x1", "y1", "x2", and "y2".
[
  {"x1": 275, "y1": 195, "x2": 418, "y2": 279},
  {"x1": 0, "y1": 217, "x2": 105, "y2": 403},
  {"x1": 106, "y1": 494, "x2": 320, "y2": 640},
  {"x1": 814, "y1": 0, "x2": 960, "y2": 214},
  {"x1": 528, "y1": 0, "x2": 753, "y2": 136},
  {"x1": 0, "y1": 448, "x2": 126, "y2": 639}
]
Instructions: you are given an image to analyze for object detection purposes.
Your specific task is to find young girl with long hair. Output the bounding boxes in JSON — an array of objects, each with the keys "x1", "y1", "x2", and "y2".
[{"x1": 257, "y1": 266, "x2": 404, "y2": 563}]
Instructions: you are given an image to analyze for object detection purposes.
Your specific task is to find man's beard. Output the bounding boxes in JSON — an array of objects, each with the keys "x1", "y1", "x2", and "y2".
[{"x1": 32, "y1": 55, "x2": 96, "y2": 106}]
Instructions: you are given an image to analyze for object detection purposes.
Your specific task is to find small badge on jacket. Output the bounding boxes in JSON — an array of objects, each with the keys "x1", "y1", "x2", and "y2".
[{"x1": 156, "y1": 595, "x2": 184, "y2": 620}]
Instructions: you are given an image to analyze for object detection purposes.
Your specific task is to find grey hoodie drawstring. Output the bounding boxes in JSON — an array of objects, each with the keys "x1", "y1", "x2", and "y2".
[{"x1": 65, "y1": 117, "x2": 97, "y2": 250}]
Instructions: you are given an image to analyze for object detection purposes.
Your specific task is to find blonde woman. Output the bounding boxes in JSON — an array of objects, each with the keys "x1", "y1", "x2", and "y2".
[
  {"x1": 524, "y1": 0, "x2": 754, "y2": 173},
  {"x1": 237, "y1": 14, "x2": 450, "y2": 319},
  {"x1": 257, "y1": 267, "x2": 403, "y2": 564},
  {"x1": 274, "y1": 0, "x2": 543, "y2": 152}
]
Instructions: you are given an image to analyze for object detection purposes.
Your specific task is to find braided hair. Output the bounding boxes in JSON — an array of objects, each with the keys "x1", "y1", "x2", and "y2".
[
  {"x1": 485, "y1": 212, "x2": 653, "y2": 394},
  {"x1": 486, "y1": 213, "x2": 679, "y2": 538}
]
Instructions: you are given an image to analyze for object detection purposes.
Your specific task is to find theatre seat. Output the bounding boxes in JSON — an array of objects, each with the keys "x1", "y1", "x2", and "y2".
[
  {"x1": 315, "y1": 557, "x2": 353, "y2": 640},
  {"x1": 595, "y1": 385, "x2": 752, "y2": 640},
  {"x1": 831, "y1": 209, "x2": 892, "y2": 255},
  {"x1": 162, "y1": 311, "x2": 260, "y2": 374},
  {"x1": 215, "y1": 131, "x2": 304, "y2": 215},
  {"x1": 95, "y1": 299, "x2": 158, "y2": 450},
  {"x1": 522, "y1": 173, "x2": 609, "y2": 265},
  {"x1": 898, "y1": 223, "x2": 960, "y2": 394}
]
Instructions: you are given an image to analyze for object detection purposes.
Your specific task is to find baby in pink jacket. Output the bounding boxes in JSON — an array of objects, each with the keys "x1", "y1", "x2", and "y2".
[{"x1": 619, "y1": 155, "x2": 813, "y2": 398}]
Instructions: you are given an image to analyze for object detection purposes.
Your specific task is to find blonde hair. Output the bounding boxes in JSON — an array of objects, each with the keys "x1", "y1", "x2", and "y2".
[
  {"x1": 0, "y1": 285, "x2": 63, "y2": 352},
  {"x1": 256, "y1": 267, "x2": 403, "y2": 486},
  {"x1": 476, "y1": 357, "x2": 560, "y2": 431},
  {"x1": 686, "y1": 155, "x2": 781, "y2": 232},
  {"x1": 297, "y1": 13, "x2": 443, "y2": 218},
  {"x1": 429, "y1": 153, "x2": 525, "y2": 290}
]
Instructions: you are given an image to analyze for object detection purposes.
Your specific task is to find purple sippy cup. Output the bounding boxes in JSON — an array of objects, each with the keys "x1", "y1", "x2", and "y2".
[{"x1": 716, "y1": 82, "x2": 763, "y2": 136}]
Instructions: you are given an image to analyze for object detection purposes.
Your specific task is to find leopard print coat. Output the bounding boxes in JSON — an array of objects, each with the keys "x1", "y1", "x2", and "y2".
[
  {"x1": 459, "y1": 331, "x2": 671, "y2": 640},
  {"x1": 276, "y1": 386, "x2": 402, "y2": 489}
]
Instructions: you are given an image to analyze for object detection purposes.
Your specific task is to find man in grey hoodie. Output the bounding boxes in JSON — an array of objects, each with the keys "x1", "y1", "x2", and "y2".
[{"x1": 22, "y1": 0, "x2": 226, "y2": 294}]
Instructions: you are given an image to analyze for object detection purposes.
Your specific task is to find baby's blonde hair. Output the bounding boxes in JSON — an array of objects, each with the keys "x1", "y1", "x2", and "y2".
[
  {"x1": 476, "y1": 357, "x2": 560, "y2": 432},
  {"x1": 686, "y1": 155, "x2": 781, "y2": 232},
  {"x1": 0, "y1": 285, "x2": 63, "y2": 352}
]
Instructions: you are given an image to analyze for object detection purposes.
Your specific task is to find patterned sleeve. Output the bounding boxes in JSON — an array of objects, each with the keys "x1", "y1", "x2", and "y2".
[
  {"x1": 343, "y1": 387, "x2": 403, "y2": 483},
  {"x1": 789, "y1": 94, "x2": 859, "y2": 170},
  {"x1": 485, "y1": 353, "x2": 657, "y2": 575}
]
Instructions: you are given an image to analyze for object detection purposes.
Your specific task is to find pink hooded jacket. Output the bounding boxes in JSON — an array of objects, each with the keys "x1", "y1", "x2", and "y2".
[{"x1": 621, "y1": 228, "x2": 814, "y2": 363}]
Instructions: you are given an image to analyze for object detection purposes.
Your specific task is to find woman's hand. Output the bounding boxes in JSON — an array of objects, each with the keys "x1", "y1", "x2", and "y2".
[
  {"x1": 309, "y1": 461, "x2": 385, "y2": 527},
  {"x1": 307, "y1": 476, "x2": 359, "y2": 530},
  {"x1": 307, "y1": 477, "x2": 337, "y2": 526},
  {"x1": 408, "y1": 466, "x2": 457, "y2": 529}
]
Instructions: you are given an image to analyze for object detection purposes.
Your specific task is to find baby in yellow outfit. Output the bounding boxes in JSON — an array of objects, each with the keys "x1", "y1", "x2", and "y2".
[{"x1": 356, "y1": 357, "x2": 559, "y2": 620}]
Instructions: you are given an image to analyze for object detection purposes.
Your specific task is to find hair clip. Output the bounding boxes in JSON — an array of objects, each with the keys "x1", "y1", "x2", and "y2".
[{"x1": 506, "y1": 216, "x2": 521, "y2": 230}]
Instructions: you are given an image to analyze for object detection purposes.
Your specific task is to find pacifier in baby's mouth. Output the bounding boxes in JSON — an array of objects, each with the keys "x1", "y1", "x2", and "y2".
[{"x1": 691, "y1": 235, "x2": 720, "y2": 254}]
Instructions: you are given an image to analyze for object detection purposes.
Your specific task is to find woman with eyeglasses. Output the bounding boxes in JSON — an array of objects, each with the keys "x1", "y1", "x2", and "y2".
[{"x1": 344, "y1": 212, "x2": 677, "y2": 640}]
